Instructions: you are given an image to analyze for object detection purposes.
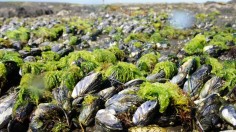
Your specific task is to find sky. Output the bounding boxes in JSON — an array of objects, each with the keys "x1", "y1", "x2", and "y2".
[{"x1": 0, "y1": 0, "x2": 231, "y2": 4}]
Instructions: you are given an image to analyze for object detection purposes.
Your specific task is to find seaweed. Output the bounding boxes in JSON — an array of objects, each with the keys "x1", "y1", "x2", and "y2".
[
  {"x1": 0, "y1": 38, "x2": 11, "y2": 48},
  {"x1": 69, "y1": 36, "x2": 78, "y2": 45},
  {"x1": 80, "y1": 61, "x2": 98, "y2": 74},
  {"x1": 61, "y1": 66, "x2": 83, "y2": 91},
  {"x1": 6, "y1": 27, "x2": 30, "y2": 43},
  {"x1": 0, "y1": 62, "x2": 7, "y2": 89},
  {"x1": 149, "y1": 32, "x2": 163, "y2": 43},
  {"x1": 108, "y1": 46, "x2": 125, "y2": 61},
  {"x1": 138, "y1": 82, "x2": 190, "y2": 113},
  {"x1": 124, "y1": 33, "x2": 149, "y2": 43},
  {"x1": 43, "y1": 71, "x2": 63, "y2": 90},
  {"x1": 105, "y1": 62, "x2": 143, "y2": 83},
  {"x1": 42, "y1": 51, "x2": 60, "y2": 61},
  {"x1": 82, "y1": 94, "x2": 98, "y2": 105},
  {"x1": 152, "y1": 61, "x2": 177, "y2": 79},
  {"x1": 0, "y1": 50, "x2": 23, "y2": 66},
  {"x1": 21, "y1": 62, "x2": 44, "y2": 75},
  {"x1": 35, "y1": 25, "x2": 64, "y2": 41},
  {"x1": 184, "y1": 34, "x2": 207, "y2": 55},
  {"x1": 137, "y1": 53, "x2": 160, "y2": 72},
  {"x1": 93, "y1": 49, "x2": 117, "y2": 64}
]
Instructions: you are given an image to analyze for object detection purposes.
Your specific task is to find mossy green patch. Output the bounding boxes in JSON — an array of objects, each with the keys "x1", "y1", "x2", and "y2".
[
  {"x1": 133, "y1": 42, "x2": 143, "y2": 48},
  {"x1": 205, "y1": 57, "x2": 223, "y2": 75},
  {"x1": 52, "y1": 122, "x2": 70, "y2": 132},
  {"x1": 0, "y1": 38, "x2": 11, "y2": 48},
  {"x1": 61, "y1": 66, "x2": 83, "y2": 91},
  {"x1": 124, "y1": 33, "x2": 149, "y2": 43},
  {"x1": 35, "y1": 25, "x2": 63, "y2": 41},
  {"x1": 0, "y1": 62, "x2": 7, "y2": 89},
  {"x1": 93, "y1": 49, "x2": 117, "y2": 64},
  {"x1": 137, "y1": 53, "x2": 160, "y2": 72},
  {"x1": 80, "y1": 61, "x2": 98, "y2": 74},
  {"x1": 138, "y1": 82, "x2": 190, "y2": 113},
  {"x1": 69, "y1": 36, "x2": 78, "y2": 45},
  {"x1": 160, "y1": 26, "x2": 176, "y2": 39},
  {"x1": 6, "y1": 27, "x2": 30, "y2": 43},
  {"x1": 82, "y1": 94, "x2": 98, "y2": 105},
  {"x1": 184, "y1": 34, "x2": 206, "y2": 55},
  {"x1": 42, "y1": 51, "x2": 60, "y2": 61},
  {"x1": 108, "y1": 46, "x2": 125, "y2": 61},
  {"x1": 105, "y1": 62, "x2": 143, "y2": 83},
  {"x1": 21, "y1": 62, "x2": 44, "y2": 75},
  {"x1": 208, "y1": 33, "x2": 232, "y2": 49},
  {"x1": 150, "y1": 32, "x2": 163, "y2": 43},
  {"x1": 152, "y1": 61, "x2": 177, "y2": 79},
  {"x1": 43, "y1": 71, "x2": 63, "y2": 90},
  {"x1": 0, "y1": 50, "x2": 23, "y2": 66}
]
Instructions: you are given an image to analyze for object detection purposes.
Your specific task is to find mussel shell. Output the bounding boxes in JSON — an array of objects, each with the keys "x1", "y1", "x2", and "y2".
[
  {"x1": 146, "y1": 70, "x2": 165, "y2": 83},
  {"x1": 132, "y1": 100, "x2": 158, "y2": 126},
  {"x1": 71, "y1": 72, "x2": 102, "y2": 99},
  {"x1": 220, "y1": 105, "x2": 236, "y2": 127},
  {"x1": 0, "y1": 93, "x2": 17, "y2": 129},
  {"x1": 178, "y1": 58, "x2": 196, "y2": 74},
  {"x1": 124, "y1": 79, "x2": 144, "y2": 88},
  {"x1": 118, "y1": 86, "x2": 140, "y2": 95},
  {"x1": 170, "y1": 72, "x2": 186, "y2": 86},
  {"x1": 79, "y1": 98, "x2": 104, "y2": 126},
  {"x1": 98, "y1": 86, "x2": 117, "y2": 101},
  {"x1": 95, "y1": 109, "x2": 123, "y2": 132},
  {"x1": 105, "y1": 94, "x2": 143, "y2": 113},
  {"x1": 129, "y1": 125, "x2": 167, "y2": 132},
  {"x1": 199, "y1": 76, "x2": 223, "y2": 99}
]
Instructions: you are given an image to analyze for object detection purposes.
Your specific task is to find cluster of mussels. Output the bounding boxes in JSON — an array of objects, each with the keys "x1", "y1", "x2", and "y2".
[{"x1": 0, "y1": 5, "x2": 236, "y2": 132}]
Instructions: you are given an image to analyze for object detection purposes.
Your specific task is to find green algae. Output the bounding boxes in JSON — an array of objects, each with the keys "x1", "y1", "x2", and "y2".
[
  {"x1": 0, "y1": 38, "x2": 11, "y2": 48},
  {"x1": 0, "y1": 62, "x2": 7, "y2": 89},
  {"x1": 150, "y1": 32, "x2": 163, "y2": 43},
  {"x1": 152, "y1": 61, "x2": 177, "y2": 79},
  {"x1": 82, "y1": 94, "x2": 99, "y2": 105},
  {"x1": 93, "y1": 49, "x2": 117, "y2": 64},
  {"x1": 69, "y1": 36, "x2": 78, "y2": 45},
  {"x1": 184, "y1": 34, "x2": 207, "y2": 55},
  {"x1": 138, "y1": 82, "x2": 190, "y2": 113},
  {"x1": 0, "y1": 50, "x2": 23, "y2": 66},
  {"x1": 43, "y1": 71, "x2": 63, "y2": 90},
  {"x1": 80, "y1": 61, "x2": 98, "y2": 74},
  {"x1": 108, "y1": 46, "x2": 125, "y2": 61},
  {"x1": 52, "y1": 122, "x2": 70, "y2": 132},
  {"x1": 35, "y1": 25, "x2": 64, "y2": 41},
  {"x1": 133, "y1": 42, "x2": 143, "y2": 48},
  {"x1": 42, "y1": 51, "x2": 60, "y2": 61},
  {"x1": 21, "y1": 62, "x2": 44, "y2": 75},
  {"x1": 61, "y1": 66, "x2": 83, "y2": 91},
  {"x1": 160, "y1": 26, "x2": 176, "y2": 39},
  {"x1": 105, "y1": 62, "x2": 143, "y2": 83},
  {"x1": 6, "y1": 27, "x2": 30, "y2": 43},
  {"x1": 137, "y1": 53, "x2": 160, "y2": 72},
  {"x1": 124, "y1": 33, "x2": 149, "y2": 43},
  {"x1": 205, "y1": 57, "x2": 223, "y2": 75}
]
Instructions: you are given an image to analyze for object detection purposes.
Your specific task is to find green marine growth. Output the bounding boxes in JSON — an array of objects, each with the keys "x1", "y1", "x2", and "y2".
[
  {"x1": 69, "y1": 36, "x2": 78, "y2": 45},
  {"x1": 93, "y1": 49, "x2": 117, "y2": 64},
  {"x1": 6, "y1": 27, "x2": 30, "y2": 43},
  {"x1": 105, "y1": 62, "x2": 143, "y2": 83},
  {"x1": 124, "y1": 33, "x2": 149, "y2": 43},
  {"x1": 152, "y1": 61, "x2": 177, "y2": 79},
  {"x1": 13, "y1": 74, "x2": 46, "y2": 113},
  {"x1": 0, "y1": 38, "x2": 11, "y2": 48},
  {"x1": 184, "y1": 34, "x2": 207, "y2": 55},
  {"x1": 108, "y1": 46, "x2": 125, "y2": 61},
  {"x1": 82, "y1": 94, "x2": 99, "y2": 105},
  {"x1": 138, "y1": 82, "x2": 190, "y2": 113},
  {"x1": 42, "y1": 51, "x2": 60, "y2": 61},
  {"x1": 137, "y1": 53, "x2": 160, "y2": 72},
  {"x1": 0, "y1": 62, "x2": 7, "y2": 90},
  {"x1": 0, "y1": 50, "x2": 23, "y2": 66},
  {"x1": 35, "y1": 25, "x2": 64, "y2": 41}
]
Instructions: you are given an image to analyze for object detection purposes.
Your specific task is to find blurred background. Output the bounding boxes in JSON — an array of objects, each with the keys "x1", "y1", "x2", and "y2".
[{"x1": 0, "y1": 0, "x2": 231, "y2": 4}]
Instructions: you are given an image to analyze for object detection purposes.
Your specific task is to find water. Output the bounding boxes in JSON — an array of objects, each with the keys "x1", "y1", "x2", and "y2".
[{"x1": 169, "y1": 10, "x2": 195, "y2": 29}]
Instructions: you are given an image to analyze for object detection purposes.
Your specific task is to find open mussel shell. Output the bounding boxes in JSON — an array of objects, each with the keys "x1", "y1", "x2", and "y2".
[
  {"x1": 97, "y1": 86, "x2": 117, "y2": 101},
  {"x1": 71, "y1": 72, "x2": 102, "y2": 99},
  {"x1": 132, "y1": 100, "x2": 158, "y2": 126},
  {"x1": 146, "y1": 70, "x2": 165, "y2": 83},
  {"x1": 124, "y1": 79, "x2": 144, "y2": 88},
  {"x1": 95, "y1": 109, "x2": 123, "y2": 132}
]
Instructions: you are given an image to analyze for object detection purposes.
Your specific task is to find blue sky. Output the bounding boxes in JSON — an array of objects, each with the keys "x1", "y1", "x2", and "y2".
[{"x1": 0, "y1": 0, "x2": 230, "y2": 4}]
